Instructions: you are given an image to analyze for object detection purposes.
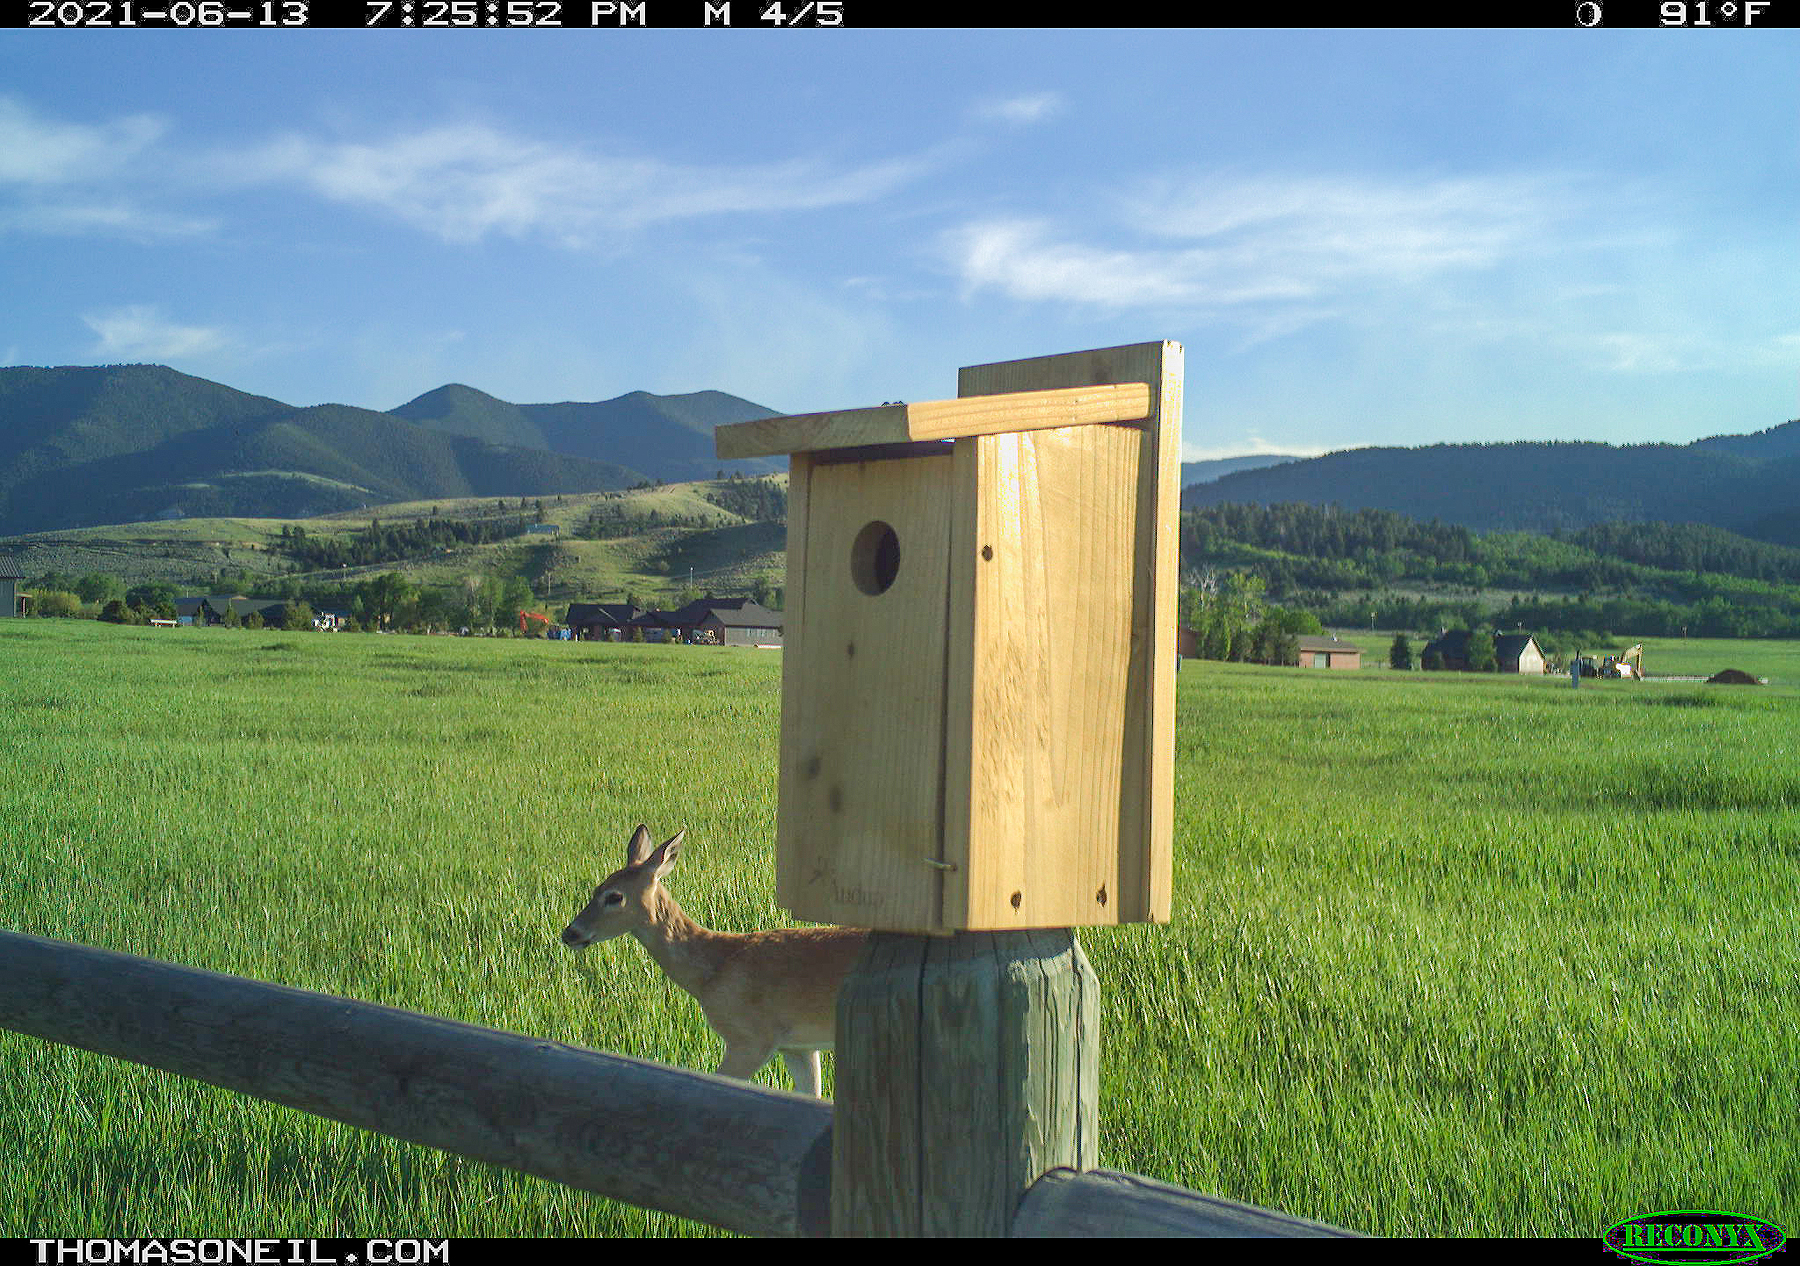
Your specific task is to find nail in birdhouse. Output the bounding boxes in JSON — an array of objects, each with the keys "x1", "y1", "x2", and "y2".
[{"x1": 715, "y1": 342, "x2": 1181, "y2": 933}]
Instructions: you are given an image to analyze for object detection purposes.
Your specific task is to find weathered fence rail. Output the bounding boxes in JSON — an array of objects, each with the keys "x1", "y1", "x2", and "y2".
[{"x1": 0, "y1": 929, "x2": 1361, "y2": 1238}]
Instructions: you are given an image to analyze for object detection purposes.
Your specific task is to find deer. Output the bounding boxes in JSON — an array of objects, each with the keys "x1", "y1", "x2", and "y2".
[{"x1": 560, "y1": 824, "x2": 868, "y2": 1097}]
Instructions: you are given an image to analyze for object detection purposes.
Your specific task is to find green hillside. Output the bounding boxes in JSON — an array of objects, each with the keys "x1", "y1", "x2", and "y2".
[
  {"x1": 0, "y1": 401, "x2": 647, "y2": 534},
  {"x1": 1, "y1": 478, "x2": 790, "y2": 615},
  {"x1": 1182, "y1": 425, "x2": 1800, "y2": 540},
  {"x1": 0, "y1": 364, "x2": 786, "y2": 537}
]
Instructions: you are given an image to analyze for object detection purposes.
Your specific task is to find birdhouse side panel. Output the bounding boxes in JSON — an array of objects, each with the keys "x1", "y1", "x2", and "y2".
[
  {"x1": 954, "y1": 340, "x2": 1180, "y2": 927},
  {"x1": 942, "y1": 426, "x2": 1141, "y2": 929},
  {"x1": 776, "y1": 453, "x2": 956, "y2": 932}
]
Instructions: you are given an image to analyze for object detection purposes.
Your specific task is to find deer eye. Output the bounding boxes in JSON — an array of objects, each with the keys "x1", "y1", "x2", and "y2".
[{"x1": 602, "y1": 891, "x2": 625, "y2": 908}]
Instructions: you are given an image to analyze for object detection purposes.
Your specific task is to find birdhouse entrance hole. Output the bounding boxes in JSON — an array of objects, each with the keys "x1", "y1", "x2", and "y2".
[{"x1": 850, "y1": 520, "x2": 900, "y2": 596}]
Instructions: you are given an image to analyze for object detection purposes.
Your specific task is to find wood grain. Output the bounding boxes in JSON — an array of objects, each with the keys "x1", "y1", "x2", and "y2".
[
  {"x1": 715, "y1": 383, "x2": 1151, "y2": 459},
  {"x1": 952, "y1": 341, "x2": 1181, "y2": 926},
  {"x1": 0, "y1": 930, "x2": 834, "y2": 1239},
  {"x1": 776, "y1": 451, "x2": 954, "y2": 931},
  {"x1": 833, "y1": 930, "x2": 1098, "y2": 1237}
]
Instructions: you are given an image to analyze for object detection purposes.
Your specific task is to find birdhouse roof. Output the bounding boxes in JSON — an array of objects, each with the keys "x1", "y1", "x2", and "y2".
[{"x1": 714, "y1": 382, "x2": 1153, "y2": 460}]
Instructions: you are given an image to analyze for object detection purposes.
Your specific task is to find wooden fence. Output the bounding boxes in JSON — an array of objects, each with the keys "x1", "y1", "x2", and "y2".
[{"x1": 0, "y1": 928, "x2": 1361, "y2": 1239}]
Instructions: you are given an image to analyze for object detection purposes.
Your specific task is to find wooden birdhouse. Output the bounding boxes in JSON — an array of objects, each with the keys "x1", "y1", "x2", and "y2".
[{"x1": 715, "y1": 342, "x2": 1181, "y2": 933}]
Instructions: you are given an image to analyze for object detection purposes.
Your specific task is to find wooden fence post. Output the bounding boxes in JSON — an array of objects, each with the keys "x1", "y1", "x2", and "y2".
[{"x1": 832, "y1": 930, "x2": 1099, "y2": 1237}]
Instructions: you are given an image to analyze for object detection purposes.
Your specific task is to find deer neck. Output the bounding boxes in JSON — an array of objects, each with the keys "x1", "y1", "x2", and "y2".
[{"x1": 631, "y1": 886, "x2": 726, "y2": 998}]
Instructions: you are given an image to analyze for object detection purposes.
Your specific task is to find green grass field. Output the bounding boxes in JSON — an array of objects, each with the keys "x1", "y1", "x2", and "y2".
[{"x1": 2, "y1": 621, "x2": 1795, "y2": 1238}]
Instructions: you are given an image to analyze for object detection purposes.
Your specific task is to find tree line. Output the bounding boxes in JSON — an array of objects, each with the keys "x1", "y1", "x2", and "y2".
[
  {"x1": 274, "y1": 510, "x2": 539, "y2": 570},
  {"x1": 1183, "y1": 502, "x2": 1800, "y2": 640}
]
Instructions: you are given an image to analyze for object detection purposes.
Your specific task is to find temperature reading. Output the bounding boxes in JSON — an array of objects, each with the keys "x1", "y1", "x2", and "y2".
[{"x1": 1660, "y1": 0, "x2": 1771, "y2": 21}]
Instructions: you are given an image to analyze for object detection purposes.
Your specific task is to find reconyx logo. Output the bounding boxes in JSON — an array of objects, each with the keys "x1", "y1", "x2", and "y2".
[{"x1": 1605, "y1": 1211, "x2": 1786, "y2": 1266}]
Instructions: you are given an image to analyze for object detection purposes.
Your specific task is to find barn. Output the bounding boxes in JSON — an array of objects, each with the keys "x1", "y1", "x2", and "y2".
[
  {"x1": 0, "y1": 553, "x2": 21, "y2": 617},
  {"x1": 1495, "y1": 633, "x2": 1547, "y2": 674},
  {"x1": 1422, "y1": 629, "x2": 1547, "y2": 673}
]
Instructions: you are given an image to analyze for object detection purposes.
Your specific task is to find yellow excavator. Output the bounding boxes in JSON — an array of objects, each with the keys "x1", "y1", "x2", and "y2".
[{"x1": 1601, "y1": 644, "x2": 1645, "y2": 679}]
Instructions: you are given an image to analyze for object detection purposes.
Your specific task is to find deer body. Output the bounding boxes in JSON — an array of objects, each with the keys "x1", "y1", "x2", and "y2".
[{"x1": 561, "y1": 825, "x2": 867, "y2": 1097}]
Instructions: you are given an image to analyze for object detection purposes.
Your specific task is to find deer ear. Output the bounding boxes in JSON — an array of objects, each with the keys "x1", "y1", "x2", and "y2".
[
  {"x1": 650, "y1": 830, "x2": 685, "y2": 882},
  {"x1": 626, "y1": 824, "x2": 654, "y2": 866}
]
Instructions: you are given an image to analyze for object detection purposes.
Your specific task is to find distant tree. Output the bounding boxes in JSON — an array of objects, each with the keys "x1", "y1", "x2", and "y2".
[
  {"x1": 127, "y1": 582, "x2": 179, "y2": 610},
  {"x1": 283, "y1": 600, "x2": 316, "y2": 631},
  {"x1": 495, "y1": 575, "x2": 535, "y2": 629},
  {"x1": 1389, "y1": 633, "x2": 1414, "y2": 671},
  {"x1": 415, "y1": 589, "x2": 454, "y2": 632},
  {"x1": 1421, "y1": 647, "x2": 1443, "y2": 672},
  {"x1": 98, "y1": 599, "x2": 135, "y2": 624},
  {"x1": 1466, "y1": 630, "x2": 1498, "y2": 672},
  {"x1": 76, "y1": 573, "x2": 125, "y2": 605},
  {"x1": 33, "y1": 570, "x2": 80, "y2": 593},
  {"x1": 221, "y1": 603, "x2": 241, "y2": 628},
  {"x1": 244, "y1": 610, "x2": 265, "y2": 630},
  {"x1": 358, "y1": 572, "x2": 417, "y2": 628}
]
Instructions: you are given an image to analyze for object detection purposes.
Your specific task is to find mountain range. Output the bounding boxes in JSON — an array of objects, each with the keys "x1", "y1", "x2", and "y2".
[
  {"x1": 5, "y1": 362, "x2": 1799, "y2": 548},
  {"x1": 1182, "y1": 423, "x2": 1800, "y2": 546},
  {"x1": 0, "y1": 364, "x2": 781, "y2": 536},
  {"x1": 1178, "y1": 453, "x2": 1301, "y2": 487}
]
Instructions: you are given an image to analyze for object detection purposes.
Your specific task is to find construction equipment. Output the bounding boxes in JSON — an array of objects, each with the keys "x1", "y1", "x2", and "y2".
[
  {"x1": 1602, "y1": 644, "x2": 1644, "y2": 679},
  {"x1": 519, "y1": 610, "x2": 552, "y2": 637}
]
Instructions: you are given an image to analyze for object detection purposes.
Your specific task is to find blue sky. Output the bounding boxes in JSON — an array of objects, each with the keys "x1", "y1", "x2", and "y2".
[{"x1": 1, "y1": 29, "x2": 1795, "y2": 462}]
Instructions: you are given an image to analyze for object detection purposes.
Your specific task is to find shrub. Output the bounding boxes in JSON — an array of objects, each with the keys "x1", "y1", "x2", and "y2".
[{"x1": 35, "y1": 591, "x2": 84, "y2": 618}]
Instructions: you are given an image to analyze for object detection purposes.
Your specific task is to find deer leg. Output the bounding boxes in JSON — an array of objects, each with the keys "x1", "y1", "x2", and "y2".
[
  {"x1": 780, "y1": 1048, "x2": 823, "y2": 1098},
  {"x1": 716, "y1": 1039, "x2": 776, "y2": 1083}
]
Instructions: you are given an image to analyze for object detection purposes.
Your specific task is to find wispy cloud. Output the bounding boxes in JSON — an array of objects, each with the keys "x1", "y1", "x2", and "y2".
[
  {"x1": 242, "y1": 123, "x2": 932, "y2": 245},
  {"x1": 84, "y1": 305, "x2": 230, "y2": 361},
  {"x1": 2, "y1": 97, "x2": 934, "y2": 248},
  {"x1": 972, "y1": 92, "x2": 1065, "y2": 126},
  {"x1": 944, "y1": 171, "x2": 1572, "y2": 317},
  {"x1": 0, "y1": 97, "x2": 165, "y2": 185},
  {"x1": 0, "y1": 97, "x2": 211, "y2": 240}
]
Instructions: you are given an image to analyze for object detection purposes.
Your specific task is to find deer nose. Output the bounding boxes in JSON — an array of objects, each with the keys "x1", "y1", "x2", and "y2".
[{"x1": 561, "y1": 927, "x2": 585, "y2": 947}]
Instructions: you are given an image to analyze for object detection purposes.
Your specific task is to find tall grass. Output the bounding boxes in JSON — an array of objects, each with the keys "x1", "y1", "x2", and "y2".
[{"x1": 1, "y1": 622, "x2": 1794, "y2": 1237}]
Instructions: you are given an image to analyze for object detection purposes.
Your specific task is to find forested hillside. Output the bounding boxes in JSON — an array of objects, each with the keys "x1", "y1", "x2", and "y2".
[
  {"x1": 1181, "y1": 422, "x2": 1800, "y2": 540},
  {"x1": 1182, "y1": 502, "x2": 1800, "y2": 640}
]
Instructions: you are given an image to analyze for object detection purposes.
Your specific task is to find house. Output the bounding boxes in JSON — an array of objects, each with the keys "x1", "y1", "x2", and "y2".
[
  {"x1": 1296, "y1": 635, "x2": 1361, "y2": 670},
  {"x1": 0, "y1": 553, "x2": 22, "y2": 617},
  {"x1": 1421, "y1": 629, "x2": 1547, "y2": 673},
  {"x1": 693, "y1": 602, "x2": 784, "y2": 648},
  {"x1": 566, "y1": 594, "x2": 785, "y2": 646},
  {"x1": 1495, "y1": 633, "x2": 1547, "y2": 674},
  {"x1": 661, "y1": 595, "x2": 784, "y2": 647},
  {"x1": 178, "y1": 595, "x2": 290, "y2": 626},
  {"x1": 564, "y1": 602, "x2": 644, "y2": 640},
  {"x1": 1422, "y1": 629, "x2": 1474, "y2": 670}
]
